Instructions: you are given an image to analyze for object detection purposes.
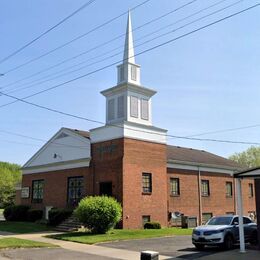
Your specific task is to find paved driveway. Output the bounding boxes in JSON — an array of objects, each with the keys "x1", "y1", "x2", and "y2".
[{"x1": 99, "y1": 235, "x2": 228, "y2": 259}]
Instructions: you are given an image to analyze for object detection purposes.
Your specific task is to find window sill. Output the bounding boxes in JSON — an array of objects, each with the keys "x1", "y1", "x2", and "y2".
[
  {"x1": 226, "y1": 196, "x2": 233, "y2": 198},
  {"x1": 142, "y1": 192, "x2": 152, "y2": 196},
  {"x1": 170, "y1": 194, "x2": 180, "y2": 197},
  {"x1": 201, "y1": 195, "x2": 210, "y2": 197}
]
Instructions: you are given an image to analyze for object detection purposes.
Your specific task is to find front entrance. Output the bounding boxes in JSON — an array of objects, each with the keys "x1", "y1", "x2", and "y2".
[{"x1": 99, "y1": 182, "x2": 112, "y2": 196}]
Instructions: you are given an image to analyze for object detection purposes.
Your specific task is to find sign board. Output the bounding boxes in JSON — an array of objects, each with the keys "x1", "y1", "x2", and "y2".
[{"x1": 21, "y1": 187, "x2": 30, "y2": 198}]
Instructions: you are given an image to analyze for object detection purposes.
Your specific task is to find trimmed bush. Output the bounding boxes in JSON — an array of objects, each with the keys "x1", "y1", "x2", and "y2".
[
  {"x1": 144, "y1": 221, "x2": 161, "y2": 229},
  {"x1": 74, "y1": 196, "x2": 122, "y2": 234},
  {"x1": 48, "y1": 208, "x2": 73, "y2": 226},
  {"x1": 3, "y1": 205, "x2": 30, "y2": 221},
  {"x1": 27, "y1": 209, "x2": 43, "y2": 222}
]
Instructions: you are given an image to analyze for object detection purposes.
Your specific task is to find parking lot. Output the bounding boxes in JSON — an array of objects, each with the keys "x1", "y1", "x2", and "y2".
[
  {"x1": 100, "y1": 235, "x2": 226, "y2": 259},
  {"x1": 100, "y1": 235, "x2": 260, "y2": 259}
]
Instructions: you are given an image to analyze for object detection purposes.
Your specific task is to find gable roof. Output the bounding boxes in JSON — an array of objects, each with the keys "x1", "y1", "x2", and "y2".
[
  {"x1": 64, "y1": 128, "x2": 90, "y2": 139},
  {"x1": 167, "y1": 145, "x2": 241, "y2": 170}
]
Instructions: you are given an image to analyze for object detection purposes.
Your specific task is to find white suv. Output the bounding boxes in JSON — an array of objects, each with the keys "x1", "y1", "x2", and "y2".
[{"x1": 192, "y1": 215, "x2": 258, "y2": 250}]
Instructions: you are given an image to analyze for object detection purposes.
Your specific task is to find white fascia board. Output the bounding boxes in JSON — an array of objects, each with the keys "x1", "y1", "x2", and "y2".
[
  {"x1": 23, "y1": 127, "x2": 90, "y2": 168},
  {"x1": 90, "y1": 122, "x2": 167, "y2": 144},
  {"x1": 101, "y1": 83, "x2": 156, "y2": 97},
  {"x1": 90, "y1": 124, "x2": 124, "y2": 143},
  {"x1": 123, "y1": 122, "x2": 167, "y2": 144},
  {"x1": 167, "y1": 161, "x2": 236, "y2": 175},
  {"x1": 22, "y1": 158, "x2": 90, "y2": 175}
]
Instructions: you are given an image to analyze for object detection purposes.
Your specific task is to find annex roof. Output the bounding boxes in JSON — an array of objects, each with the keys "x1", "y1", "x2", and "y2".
[{"x1": 167, "y1": 145, "x2": 241, "y2": 170}]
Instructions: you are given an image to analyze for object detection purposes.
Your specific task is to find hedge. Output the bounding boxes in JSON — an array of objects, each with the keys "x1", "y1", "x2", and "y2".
[
  {"x1": 3, "y1": 205, "x2": 30, "y2": 221},
  {"x1": 144, "y1": 221, "x2": 161, "y2": 229},
  {"x1": 74, "y1": 196, "x2": 122, "y2": 234},
  {"x1": 48, "y1": 208, "x2": 73, "y2": 226},
  {"x1": 27, "y1": 209, "x2": 43, "y2": 222}
]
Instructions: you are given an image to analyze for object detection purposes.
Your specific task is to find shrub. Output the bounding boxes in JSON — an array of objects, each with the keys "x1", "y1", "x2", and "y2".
[
  {"x1": 27, "y1": 209, "x2": 43, "y2": 222},
  {"x1": 144, "y1": 221, "x2": 161, "y2": 229},
  {"x1": 48, "y1": 208, "x2": 73, "y2": 226},
  {"x1": 3, "y1": 205, "x2": 30, "y2": 221},
  {"x1": 74, "y1": 196, "x2": 122, "y2": 234}
]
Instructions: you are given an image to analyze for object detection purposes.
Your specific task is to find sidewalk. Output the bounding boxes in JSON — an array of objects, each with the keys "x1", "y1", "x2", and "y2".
[{"x1": 5, "y1": 232, "x2": 171, "y2": 260}]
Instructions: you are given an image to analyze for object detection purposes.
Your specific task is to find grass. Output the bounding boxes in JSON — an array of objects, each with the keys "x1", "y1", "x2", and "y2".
[
  {"x1": 49, "y1": 227, "x2": 192, "y2": 244},
  {"x1": 0, "y1": 221, "x2": 52, "y2": 234},
  {"x1": 0, "y1": 238, "x2": 57, "y2": 249}
]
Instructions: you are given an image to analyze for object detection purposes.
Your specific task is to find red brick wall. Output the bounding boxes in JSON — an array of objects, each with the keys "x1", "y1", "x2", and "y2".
[
  {"x1": 21, "y1": 167, "x2": 91, "y2": 209},
  {"x1": 167, "y1": 168, "x2": 256, "y2": 225},
  {"x1": 122, "y1": 138, "x2": 168, "y2": 229},
  {"x1": 91, "y1": 139, "x2": 124, "y2": 203}
]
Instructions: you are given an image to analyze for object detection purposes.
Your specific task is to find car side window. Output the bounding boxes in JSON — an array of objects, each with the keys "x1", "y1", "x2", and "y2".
[
  {"x1": 243, "y1": 217, "x2": 252, "y2": 224},
  {"x1": 231, "y1": 217, "x2": 238, "y2": 225}
]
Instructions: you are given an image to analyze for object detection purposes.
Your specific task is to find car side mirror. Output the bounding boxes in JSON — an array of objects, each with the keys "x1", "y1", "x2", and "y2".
[{"x1": 233, "y1": 221, "x2": 239, "y2": 226}]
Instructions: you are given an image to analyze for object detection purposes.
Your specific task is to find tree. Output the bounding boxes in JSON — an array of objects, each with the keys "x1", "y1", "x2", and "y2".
[
  {"x1": 74, "y1": 196, "x2": 122, "y2": 234},
  {"x1": 229, "y1": 146, "x2": 260, "y2": 168},
  {"x1": 0, "y1": 162, "x2": 21, "y2": 207}
]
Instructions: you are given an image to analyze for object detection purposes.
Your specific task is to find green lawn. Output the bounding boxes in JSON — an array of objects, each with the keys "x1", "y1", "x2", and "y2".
[
  {"x1": 49, "y1": 227, "x2": 192, "y2": 244},
  {"x1": 0, "y1": 238, "x2": 57, "y2": 249},
  {"x1": 0, "y1": 221, "x2": 52, "y2": 234}
]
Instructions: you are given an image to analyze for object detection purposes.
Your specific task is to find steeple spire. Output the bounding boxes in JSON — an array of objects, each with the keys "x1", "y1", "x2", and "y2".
[
  {"x1": 117, "y1": 10, "x2": 141, "y2": 85},
  {"x1": 123, "y1": 10, "x2": 135, "y2": 64}
]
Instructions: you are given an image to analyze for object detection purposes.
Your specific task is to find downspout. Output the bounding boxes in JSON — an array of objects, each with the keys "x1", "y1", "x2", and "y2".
[{"x1": 198, "y1": 166, "x2": 202, "y2": 226}]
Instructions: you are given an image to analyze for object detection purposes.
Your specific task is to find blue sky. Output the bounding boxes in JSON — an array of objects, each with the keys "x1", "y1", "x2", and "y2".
[{"x1": 0, "y1": 0, "x2": 259, "y2": 165}]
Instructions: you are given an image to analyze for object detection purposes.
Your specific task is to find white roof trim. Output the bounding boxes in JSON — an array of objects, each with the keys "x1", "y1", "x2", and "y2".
[
  {"x1": 22, "y1": 158, "x2": 90, "y2": 175},
  {"x1": 167, "y1": 162, "x2": 236, "y2": 175}
]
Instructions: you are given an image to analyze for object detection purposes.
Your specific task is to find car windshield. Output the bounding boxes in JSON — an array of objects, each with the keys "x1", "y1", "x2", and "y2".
[{"x1": 206, "y1": 216, "x2": 233, "y2": 225}]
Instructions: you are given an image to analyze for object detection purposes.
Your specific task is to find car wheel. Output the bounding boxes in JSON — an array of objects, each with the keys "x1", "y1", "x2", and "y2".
[
  {"x1": 195, "y1": 244, "x2": 205, "y2": 250},
  {"x1": 223, "y1": 234, "x2": 234, "y2": 250},
  {"x1": 249, "y1": 231, "x2": 258, "y2": 246}
]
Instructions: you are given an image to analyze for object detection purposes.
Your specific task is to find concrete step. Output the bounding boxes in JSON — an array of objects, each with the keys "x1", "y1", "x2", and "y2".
[{"x1": 55, "y1": 216, "x2": 83, "y2": 232}]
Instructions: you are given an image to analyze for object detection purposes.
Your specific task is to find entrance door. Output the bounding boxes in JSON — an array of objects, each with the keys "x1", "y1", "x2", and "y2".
[{"x1": 99, "y1": 182, "x2": 112, "y2": 196}]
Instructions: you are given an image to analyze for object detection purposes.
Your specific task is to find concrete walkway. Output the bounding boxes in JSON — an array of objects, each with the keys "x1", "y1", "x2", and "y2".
[{"x1": 3, "y1": 232, "x2": 171, "y2": 260}]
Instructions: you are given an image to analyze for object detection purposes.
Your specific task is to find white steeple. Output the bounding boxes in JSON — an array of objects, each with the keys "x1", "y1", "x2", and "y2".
[
  {"x1": 90, "y1": 11, "x2": 167, "y2": 145},
  {"x1": 117, "y1": 10, "x2": 141, "y2": 85},
  {"x1": 123, "y1": 10, "x2": 135, "y2": 64}
]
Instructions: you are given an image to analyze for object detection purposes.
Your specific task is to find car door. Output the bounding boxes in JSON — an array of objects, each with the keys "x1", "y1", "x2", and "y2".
[
  {"x1": 243, "y1": 217, "x2": 253, "y2": 241},
  {"x1": 231, "y1": 217, "x2": 239, "y2": 241}
]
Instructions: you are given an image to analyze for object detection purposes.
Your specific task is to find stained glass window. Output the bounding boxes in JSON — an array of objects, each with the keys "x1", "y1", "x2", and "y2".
[
  {"x1": 32, "y1": 180, "x2": 44, "y2": 203},
  {"x1": 67, "y1": 177, "x2": 84, "y2": 205}
]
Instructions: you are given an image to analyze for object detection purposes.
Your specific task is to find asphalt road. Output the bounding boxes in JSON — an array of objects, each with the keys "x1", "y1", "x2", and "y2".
[{"x1": 99, "y1": 235, "x2": 225, "y2": 259}]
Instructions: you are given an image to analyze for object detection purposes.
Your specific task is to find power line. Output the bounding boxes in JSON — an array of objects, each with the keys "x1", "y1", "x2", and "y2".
[
  {"x1": 1, "y1": 90, "x2": 259, "y2": 146},
  {"x1": 0, "y1": 3, "x2": 259, "y2": 146},
  {"x1": 2, "y1": 0, "x2": 152, "y2": 75},
  {"x1": 185, "y1": 124, "x2": 260, "y2": 138},
  {"x1": 0, "y1": 129, "x2": 90, "y2": 149},
  {"x1": 4, "y1": 0, "x2": 236, "y2": 95},
  {"x1": 0, "y1": 0, "x2": 200, "y2": 91},
  {"x1": 0, "y1": 0, "x2": 96, "y2": 65},
  {"x1": 0, "y1": 2, "x2": 258, "y2": 109}
]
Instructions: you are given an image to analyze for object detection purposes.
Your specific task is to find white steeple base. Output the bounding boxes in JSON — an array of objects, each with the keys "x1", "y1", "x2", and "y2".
[{"x1": 90, "y1": 121, "x2": 167, "y2": 144}]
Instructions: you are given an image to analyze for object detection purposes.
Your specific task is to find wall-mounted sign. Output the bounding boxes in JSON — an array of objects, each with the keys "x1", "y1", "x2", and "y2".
[{"x1": 21, "y1": 187, "x2": 30, "y2": 198}]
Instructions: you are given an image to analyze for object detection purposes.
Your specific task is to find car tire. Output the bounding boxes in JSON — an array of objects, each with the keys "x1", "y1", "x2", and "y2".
[
  {"x1": 223, "y1": 234, "x2": 234, "y2": 250},
  {"x1": 249, "y1": 231, "x2": 258, "y2": 246},
  {"x1": 195, "y1": 244, "x2": 205, "y2": 250}
]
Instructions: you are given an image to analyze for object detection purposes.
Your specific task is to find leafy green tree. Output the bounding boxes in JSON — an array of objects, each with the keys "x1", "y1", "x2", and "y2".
[
  {"x1": 0, "y1": 162, "x2": 21, "y2": 207},
  {"x1": 75, "y1": 196, "x2": 122, "y2": 234},
  {"x1": 229, "y1": 146, "x2": 260, "y2": 168}
]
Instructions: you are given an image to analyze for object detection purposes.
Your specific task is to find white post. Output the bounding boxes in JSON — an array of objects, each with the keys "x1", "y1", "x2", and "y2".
[{"x1": 236, "y1": 178, "x2": 246, "y2": 253}]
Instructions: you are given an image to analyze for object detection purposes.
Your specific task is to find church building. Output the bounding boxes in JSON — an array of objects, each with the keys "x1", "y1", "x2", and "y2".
[{"x1": 18, "y1": 12, "x2": 256, "y2": 229}]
